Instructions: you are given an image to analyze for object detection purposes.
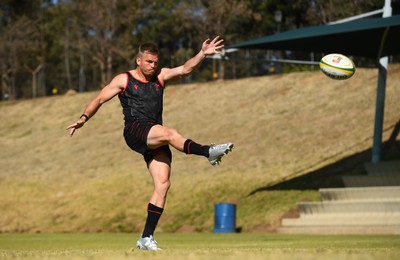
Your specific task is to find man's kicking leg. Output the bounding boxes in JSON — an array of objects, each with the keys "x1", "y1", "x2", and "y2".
[{"x1": 147, "y1": 125, "x2": 233, "y2": 165}]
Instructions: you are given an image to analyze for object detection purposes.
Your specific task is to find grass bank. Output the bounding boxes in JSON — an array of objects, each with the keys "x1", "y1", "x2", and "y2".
[{"x1": 0, "y1": 65, "x2": 399, "y2": 233}]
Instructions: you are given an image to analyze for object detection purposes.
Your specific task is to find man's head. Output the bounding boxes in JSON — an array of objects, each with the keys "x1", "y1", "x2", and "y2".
[
  {"x1": 138, "y1": 43, "x2": 159, "y2": 57},
  {"x1": 136, "y1": 43, "x2": 159, "y2": 78}
]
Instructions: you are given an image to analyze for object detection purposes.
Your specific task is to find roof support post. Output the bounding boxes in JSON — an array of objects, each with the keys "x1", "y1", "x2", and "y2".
[
  {"x1": 371, "y1": 0, "x2": 392, "y2": 163},
  {"x1": 372, "y1": 58, "x2": 388, "y2": 163}
]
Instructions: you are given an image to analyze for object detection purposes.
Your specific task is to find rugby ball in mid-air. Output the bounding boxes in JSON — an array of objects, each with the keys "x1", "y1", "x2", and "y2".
[{"x1": 319, "y1": 53, "x2": 355, "y2": 80}]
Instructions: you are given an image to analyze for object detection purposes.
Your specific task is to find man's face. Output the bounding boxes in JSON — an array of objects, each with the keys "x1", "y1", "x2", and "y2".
[{"x1": 137, "y1": 52, "x2": 159, "y2": 77}]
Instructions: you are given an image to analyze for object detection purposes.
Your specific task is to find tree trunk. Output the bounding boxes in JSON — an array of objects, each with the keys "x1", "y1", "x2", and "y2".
[
  {"x1": 2, "y1": 69, "x2": 11, "y2": 100},
  {"x1": 31, "y1": 64, "x2": 43, "y2": 99},
  {"x1": 64, "y1": 21, "x2": 73, "y2": 90},
  {"x1": 79, "y1": 44, "x2": 86, "y2": 92},
  {"x1": 218, "y1": 59, "x2": 225, "y2": 81},
  {"x1": 79, "y1": 33, "x2": 86, "y2": 92},
  {"x1": 106, "y1": 52, "x2": 112, "y2": 84},
  {"x1": 10, "y1": 69, "x2": 17, "y2": 100},
  {"x1": 38, "y1": 67, "x2": 45, "y2": 96},
  {"x1": 0, "y1": 73, "x2": 3, "y2": 100},
  {"x1": 100, "y1": 61, "x2": 106, "y2": 87}
]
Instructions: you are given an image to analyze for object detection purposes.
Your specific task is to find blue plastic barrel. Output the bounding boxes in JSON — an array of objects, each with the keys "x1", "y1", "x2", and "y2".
[{"x1": 214, "y1": 203, "x2": 236, "y2": 233}]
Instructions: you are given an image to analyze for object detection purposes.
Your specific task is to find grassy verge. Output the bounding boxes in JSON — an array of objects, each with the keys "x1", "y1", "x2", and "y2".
[
  {"x1": 1, "y1": 233, "x2": 399, "y2": 260},
  {"x1": 1, "y1": 65, "x2": 399, "y2": 233}
]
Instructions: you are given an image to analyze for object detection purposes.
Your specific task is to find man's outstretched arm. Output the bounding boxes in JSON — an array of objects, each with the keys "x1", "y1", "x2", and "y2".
[
  {"x1": 161, "y1": 36, "x2": 224, "y2": 83},
  {"x1": 66, "y1": 73, "x2": 126, "y2": 137}
]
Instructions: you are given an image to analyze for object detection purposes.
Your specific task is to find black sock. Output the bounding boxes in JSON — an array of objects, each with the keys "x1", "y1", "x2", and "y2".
[
  {"x1": 142, "y1": 203, "x2": 164, "y2": 238},
  {"x1": 183, "y1": 139, "x2": 210, "y2": 157}
]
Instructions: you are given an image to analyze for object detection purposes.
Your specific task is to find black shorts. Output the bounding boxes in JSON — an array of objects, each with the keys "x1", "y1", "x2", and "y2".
[{"x1": 123, "y1": 120, "x2": 172, "y2": 164}]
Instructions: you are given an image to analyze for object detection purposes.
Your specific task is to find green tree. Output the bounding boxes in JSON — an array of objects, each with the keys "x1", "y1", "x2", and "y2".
[
  {"x1": 198, "y1": 0, "x2": 252, "y2": 80},
  {"x1": 0, "y1": 0, "x2": 396, "y2": 99},
  {"x1": 0, "y1": 16, "x2": 42, "y2": 99},
  {"x1": 74, "y1": 0, "x2": 143, "y2": 86},
  {"x1": 0, "y1": 0, "x2": 47, "y2": 99},
  {"x1": 306, "y1": 0, "x2": 384, "y2": 24}
]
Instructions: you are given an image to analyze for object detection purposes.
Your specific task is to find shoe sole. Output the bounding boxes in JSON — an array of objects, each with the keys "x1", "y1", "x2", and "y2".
[
  {"x1": 136, "y1": 245, "x2": 161, "y2": 251},
  {"x1": 136, "y1": 236, "x2": 162, "y2": 251},
  {"x1": 210, "y1": 143, "x2": 234, "y2": 166}
]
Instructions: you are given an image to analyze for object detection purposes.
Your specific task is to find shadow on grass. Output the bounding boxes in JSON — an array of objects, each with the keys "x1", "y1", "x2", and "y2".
[{"x1": 248, "y1": 121, "x2": 400, "y2": 194}]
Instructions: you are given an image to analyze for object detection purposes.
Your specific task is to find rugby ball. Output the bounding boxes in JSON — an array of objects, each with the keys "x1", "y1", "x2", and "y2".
[{"x1": 319, "y1": 53, "x2": 355, "y2": 80}]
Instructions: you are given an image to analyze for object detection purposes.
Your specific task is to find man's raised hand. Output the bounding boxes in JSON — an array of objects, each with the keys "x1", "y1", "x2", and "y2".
[{"x1": 202, "y1": 36, "x2": 224, "y2": 55}]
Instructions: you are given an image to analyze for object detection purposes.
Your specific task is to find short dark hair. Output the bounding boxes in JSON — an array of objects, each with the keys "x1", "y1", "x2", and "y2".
[{"x1": 138, "y1": 43, "x2": 159, "y2": 56}]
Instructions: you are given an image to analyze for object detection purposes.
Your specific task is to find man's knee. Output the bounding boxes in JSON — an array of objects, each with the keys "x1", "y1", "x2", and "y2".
[
  {"x1": 163, "y1": 127, "x2": 179, "y2": 142},
  {"x1": 156, "y1": 179, "x2": 171, "y2": 195},
  {"x1": 163, "y1": 179, "x2": 171, "y2": 191}
]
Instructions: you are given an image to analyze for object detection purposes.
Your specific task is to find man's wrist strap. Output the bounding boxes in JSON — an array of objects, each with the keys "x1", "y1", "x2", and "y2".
[{"x1": 80, "y1": 113, "x2": 89, "y2": 121}]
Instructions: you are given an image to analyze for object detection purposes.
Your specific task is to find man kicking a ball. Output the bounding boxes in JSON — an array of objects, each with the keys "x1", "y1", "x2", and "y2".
[{"x1": 66, "y1": 36, "x2": 233, "y2": 251}]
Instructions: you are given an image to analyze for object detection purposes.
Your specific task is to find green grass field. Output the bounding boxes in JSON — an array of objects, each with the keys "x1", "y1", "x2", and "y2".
[{"x1": 1, "y1": 233, "x2": 399, "y2": 260}]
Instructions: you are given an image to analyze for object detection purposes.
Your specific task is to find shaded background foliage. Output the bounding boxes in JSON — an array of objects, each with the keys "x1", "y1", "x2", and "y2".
[{"x1": 0, "y1": 0, "x2": 398, "y2": 100}]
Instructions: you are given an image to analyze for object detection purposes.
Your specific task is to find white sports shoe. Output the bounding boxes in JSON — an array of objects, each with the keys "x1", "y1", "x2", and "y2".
[
  {"x1": 136, "y1": 235, "x2": 161, "y2": 251},
  {"x1": 208, "y1": 142, "x2": 234, "y2": 166}
]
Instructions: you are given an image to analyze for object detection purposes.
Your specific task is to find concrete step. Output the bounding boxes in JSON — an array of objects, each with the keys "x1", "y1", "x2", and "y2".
[
  {"x1": 342, "y1": 174, "x2": 400, "y2": 187},
  {"x1": 319, "y1": 186, "x2": 400, "y2": 201},
  {"x1": 297, "y1": 200, "x2": 400, "y2": 215},
  {"x1": 277, "y1": 163, "x2": 400, "y2": 235},
  {"x1": 282, "y1": 214, "x2": 400, "y2": 226},
  {"x1": 277, "y1": 225, "x2": 400, "y2": 235},
  {"x1": 364, "y1": 160, "x2": 400, "y2": 175}
]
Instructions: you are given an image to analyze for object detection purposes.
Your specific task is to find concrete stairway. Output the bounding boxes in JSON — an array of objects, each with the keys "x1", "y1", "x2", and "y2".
[{"x1": 278, "y1": 161, "x2": 400, "y2": 234}]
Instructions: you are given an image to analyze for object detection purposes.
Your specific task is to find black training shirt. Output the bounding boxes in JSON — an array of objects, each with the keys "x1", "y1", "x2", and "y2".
[{"x1": 118, "y1": 72, "x2": 165, "y2": 124}]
